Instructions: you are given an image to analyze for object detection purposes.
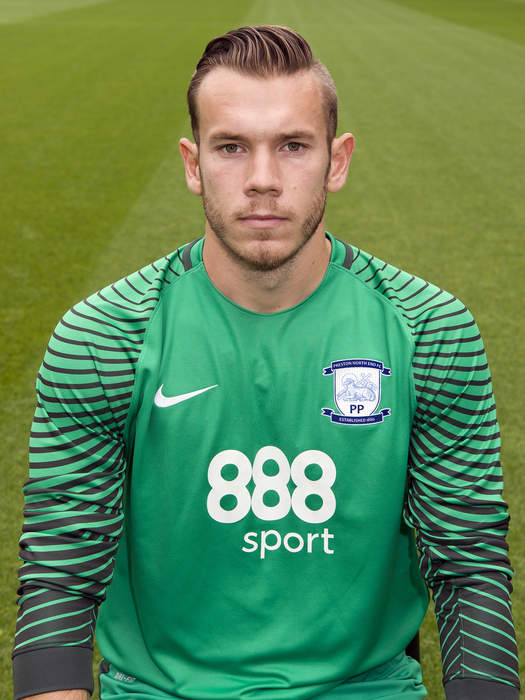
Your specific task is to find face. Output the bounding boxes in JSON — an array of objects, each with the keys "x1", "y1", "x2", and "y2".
[{"x1": 181, "y1": 68, "x2": 350, "y2": 272}]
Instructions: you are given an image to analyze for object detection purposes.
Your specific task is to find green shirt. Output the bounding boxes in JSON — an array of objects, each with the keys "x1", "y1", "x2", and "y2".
[{"x1": 13, "y1": 235, "x2": 519, "y2": 699}]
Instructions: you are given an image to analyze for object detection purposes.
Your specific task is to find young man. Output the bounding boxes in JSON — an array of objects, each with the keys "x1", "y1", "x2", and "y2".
[{"x1": 13, "y1": 25, "x2": 519, "y2": 700}]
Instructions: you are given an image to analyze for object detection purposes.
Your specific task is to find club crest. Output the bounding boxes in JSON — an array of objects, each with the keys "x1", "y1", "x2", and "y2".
[{"x1": 322, "y1": 359, "x2": 391, "y2": 426}]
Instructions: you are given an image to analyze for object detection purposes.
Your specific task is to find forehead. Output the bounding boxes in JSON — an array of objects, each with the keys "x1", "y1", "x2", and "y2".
[{"x1": 196, "y1": 67, "x2": 326, "y2": 140}]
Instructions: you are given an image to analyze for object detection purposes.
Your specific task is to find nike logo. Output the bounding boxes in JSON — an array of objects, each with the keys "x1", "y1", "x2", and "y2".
[{"x1": 154, "y1": 383, "x2": 218, "y2": 408}]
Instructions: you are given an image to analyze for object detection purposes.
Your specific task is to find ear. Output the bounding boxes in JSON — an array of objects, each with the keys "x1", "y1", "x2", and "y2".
[
  {"x1": 327, "y1": 133, "x2": 355, "y2": 193},
  {"x1": 179, "y1": 137, "x2": 202, "y2": 195}
]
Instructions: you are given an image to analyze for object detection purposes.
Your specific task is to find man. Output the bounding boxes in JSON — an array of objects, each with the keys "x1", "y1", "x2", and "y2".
[{"x1": 13, "y1": 25, "x2": 519, "y2": 700}]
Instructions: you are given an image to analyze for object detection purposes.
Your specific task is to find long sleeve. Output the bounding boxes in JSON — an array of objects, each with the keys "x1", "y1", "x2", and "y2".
[
  {"x1": 13, "y1": 326, "x2": 129, "y2": 697},
  {"x1": 404, "y1": 299, "x2": 519, "y2": 698},
  {"x1": 12, "y1": 252, "x2": 184, "y2": 699},
  {"x1": 344, "y1": 243, "x2": 520, "y2": 699}
]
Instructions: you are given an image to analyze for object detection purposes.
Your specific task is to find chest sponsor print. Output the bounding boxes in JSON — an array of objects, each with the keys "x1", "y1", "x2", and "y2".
[{"x1": 322, "y1": 358, "x2": 391, "y2": 425}]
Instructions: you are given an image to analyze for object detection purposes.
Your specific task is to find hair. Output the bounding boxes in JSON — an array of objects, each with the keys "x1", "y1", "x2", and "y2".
[{"x1": 187, "y1": 25, "x2": 338, "y2": 147}]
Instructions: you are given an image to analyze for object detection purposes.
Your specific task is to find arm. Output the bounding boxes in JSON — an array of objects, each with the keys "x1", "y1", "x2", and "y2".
[
  {"x1": 12, "y1": 252, "x2": 185, "y2": 699},
  {"x1": 404, "y1": 306, "x2": 519, "y2": 698},
  {"x1": 12, "y1": 304, "x2": 134, "y2": 699}
]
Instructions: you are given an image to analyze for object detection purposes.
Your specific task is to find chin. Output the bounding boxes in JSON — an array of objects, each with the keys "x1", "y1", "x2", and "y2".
[{"x1": 236, "y1": 241, "x2": 300, "y2": 272}]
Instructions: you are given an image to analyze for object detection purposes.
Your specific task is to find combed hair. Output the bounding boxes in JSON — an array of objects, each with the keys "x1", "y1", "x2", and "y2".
[{"x1": 187, "y1": 25, "x2": 338, "y2": 146}]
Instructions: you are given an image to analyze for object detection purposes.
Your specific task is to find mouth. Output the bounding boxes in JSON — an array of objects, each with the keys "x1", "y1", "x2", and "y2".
[{"x1": 238, "y1": 214, "x2": 288, "y2": 228}]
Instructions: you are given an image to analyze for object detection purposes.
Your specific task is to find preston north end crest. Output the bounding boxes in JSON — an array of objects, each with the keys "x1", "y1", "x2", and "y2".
[{"x1": 322, "y1": 359, "x2": 391, "y2": 426}]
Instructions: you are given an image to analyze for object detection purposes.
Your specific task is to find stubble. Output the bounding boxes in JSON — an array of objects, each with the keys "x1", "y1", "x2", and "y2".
[{"x1": 201, "y1": 182, "x2": 328, "y2": 273}]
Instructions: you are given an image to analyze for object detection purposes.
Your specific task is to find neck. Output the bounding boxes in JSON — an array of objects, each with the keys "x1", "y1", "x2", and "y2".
[{"x1": 202, "y1": 225, "x2": 332, "y2": 314}]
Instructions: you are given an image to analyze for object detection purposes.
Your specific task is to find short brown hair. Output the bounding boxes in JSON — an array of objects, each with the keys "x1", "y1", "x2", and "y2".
[{"x1": 187, "y1": 25, "x2": 337, "y2": 146}]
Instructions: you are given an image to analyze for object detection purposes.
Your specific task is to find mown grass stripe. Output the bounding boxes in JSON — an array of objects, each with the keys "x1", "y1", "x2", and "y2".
[{"x1": 3, "y1": 2, "x2": 524, "y2": 698}]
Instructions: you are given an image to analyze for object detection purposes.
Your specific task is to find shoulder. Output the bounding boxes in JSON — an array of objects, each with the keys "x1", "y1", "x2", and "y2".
[
  {"x1": 58, "y1": 241, "x2": 200, "y2": 345},
  {"x1": 35, "y1": 242, "x2": 201, "y2": 435},
  {"x1": 40, "y1": 241, "x2": 199, "y2": 390},
  {"x1": 330, "y1": 237, "x2": 476, "y2": 347}
]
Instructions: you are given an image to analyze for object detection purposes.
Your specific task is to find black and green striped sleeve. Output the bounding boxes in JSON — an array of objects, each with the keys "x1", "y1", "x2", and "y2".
[
  {"x1": 12, "y1": 253, "x2": 183, "y2": 700},
  {"x1": 347, "y1": 246, "x2": 519, "y2": 699},
  {"x1": 406, "y1": 298, "x2": 519, "y2": 698}
]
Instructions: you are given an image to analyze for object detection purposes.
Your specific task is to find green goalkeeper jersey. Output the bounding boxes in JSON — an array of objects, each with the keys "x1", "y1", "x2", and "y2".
[{"x1": 13, "y1": 235, "x2": 519, "y2": 699}]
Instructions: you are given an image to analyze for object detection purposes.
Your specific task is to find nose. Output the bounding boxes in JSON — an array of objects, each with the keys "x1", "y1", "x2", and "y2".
[{"x1": 243, "y1": 147, "x2": 282, "y2": 196}]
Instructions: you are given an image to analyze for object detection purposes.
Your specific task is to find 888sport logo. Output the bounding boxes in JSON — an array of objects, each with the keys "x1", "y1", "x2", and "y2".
[{"x1": 206, "y1": 446, "x2": 336, "y2": 558}]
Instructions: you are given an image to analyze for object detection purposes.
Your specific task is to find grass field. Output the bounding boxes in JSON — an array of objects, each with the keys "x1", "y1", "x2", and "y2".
[{"x1": 1, "y1": 0, "x2": 524, "y2": 697}]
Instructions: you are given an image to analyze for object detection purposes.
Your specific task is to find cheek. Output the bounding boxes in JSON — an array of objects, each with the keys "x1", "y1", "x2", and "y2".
[
  {"x1": 290, "y1": 171, "x2": 327, "y2": 199},
  {"x1": 201, "y1": 163, "x2": 239, "y2": 199},
  {"x1": 287, "y1": 159, "x2": 328, "y2": 188}
]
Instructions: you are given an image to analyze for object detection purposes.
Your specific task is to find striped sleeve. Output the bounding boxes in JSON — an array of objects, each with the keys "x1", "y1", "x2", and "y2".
[
  {"x1": 346, "y1": 246, "x2": 519, "y2": 699},
  {"x1": 12, "y1": 252, "x2": 184, "y2": 700}
]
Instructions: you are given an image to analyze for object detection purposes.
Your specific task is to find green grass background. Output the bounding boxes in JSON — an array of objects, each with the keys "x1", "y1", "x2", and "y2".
[{"x1": 1, "y1": 0, "x2": 523, "y2": 697}]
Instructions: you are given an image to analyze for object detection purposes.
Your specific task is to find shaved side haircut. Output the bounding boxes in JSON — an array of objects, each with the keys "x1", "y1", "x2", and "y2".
[{"x1": 187, "y1": 25, "x2": 338, "y2": 149}]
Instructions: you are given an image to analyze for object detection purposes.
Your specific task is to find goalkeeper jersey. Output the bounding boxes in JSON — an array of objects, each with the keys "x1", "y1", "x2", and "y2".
[{"x1": 13, "y1": 235, "x2": 519, "y2": 699}]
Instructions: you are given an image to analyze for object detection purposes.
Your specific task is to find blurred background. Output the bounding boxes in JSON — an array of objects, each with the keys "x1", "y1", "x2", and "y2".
[{"x1": 1, "y1": 1, "x2": 523, "y2": 696}]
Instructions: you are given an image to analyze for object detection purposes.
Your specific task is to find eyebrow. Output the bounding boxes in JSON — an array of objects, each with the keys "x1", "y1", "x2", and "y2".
[
  {"x1": 208, "y1": 133, "x2": 244, "y2": 142},
  {"x1": 208, "y1": 131, "x2": 316, "y2": 143}
]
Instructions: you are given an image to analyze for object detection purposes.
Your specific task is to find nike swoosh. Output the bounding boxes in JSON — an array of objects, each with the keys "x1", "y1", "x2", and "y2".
[{"x1": 154, "y1": 383, "x2": 218, "y2": 408}]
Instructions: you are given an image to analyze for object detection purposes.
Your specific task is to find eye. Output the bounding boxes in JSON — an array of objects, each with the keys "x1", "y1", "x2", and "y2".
[
  {"x1": 284, "y1": 142, "x2": 304, "y2": 153},
  {"x1": 220, "y1": 144, "x2": 241, "y2": 154}
]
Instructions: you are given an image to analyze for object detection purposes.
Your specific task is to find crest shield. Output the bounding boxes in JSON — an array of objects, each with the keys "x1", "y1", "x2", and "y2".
[
  {"x1": 322, "y1": 358, "x2": 391, "y2": 426},
  {"x1": 334, "y1": 366, "x2": 380, "y2": 417}
]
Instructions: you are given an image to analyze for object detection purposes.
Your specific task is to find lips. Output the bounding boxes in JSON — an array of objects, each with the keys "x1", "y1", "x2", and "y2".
[
  {"x1": 240, "y1": 214, "x2": 287, "y2": 220},
  {"x1": 238, "y1": 214, "x2": 288, "y2": 227}
]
